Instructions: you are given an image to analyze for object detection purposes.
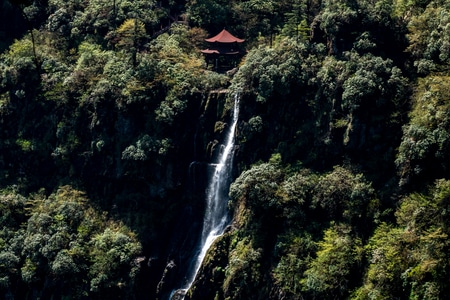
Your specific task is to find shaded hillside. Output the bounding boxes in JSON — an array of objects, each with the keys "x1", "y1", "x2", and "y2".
[{"x1": 1, "y1": 0, "x2": 450, "y2": 299}]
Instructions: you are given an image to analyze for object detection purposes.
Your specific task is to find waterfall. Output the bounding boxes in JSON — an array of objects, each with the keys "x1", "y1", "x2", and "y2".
[{"x1": 170, "y1": 94, "x2": 239, "y2": 300}]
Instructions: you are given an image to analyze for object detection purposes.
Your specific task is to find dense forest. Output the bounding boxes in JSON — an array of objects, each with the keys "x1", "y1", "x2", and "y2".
[{"x1": 1, "y1": 0, "x2": 450, "y2": 299}]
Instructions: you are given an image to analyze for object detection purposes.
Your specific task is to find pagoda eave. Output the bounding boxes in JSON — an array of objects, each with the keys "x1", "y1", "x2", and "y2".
[{"x1": 201, "y1": 49, "x2": 242, "y2": 55}]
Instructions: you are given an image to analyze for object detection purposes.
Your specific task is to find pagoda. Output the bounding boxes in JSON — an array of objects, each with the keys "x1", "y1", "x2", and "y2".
[{"x1": 201, "y1": 29, "x2": 245, "y2": 71}]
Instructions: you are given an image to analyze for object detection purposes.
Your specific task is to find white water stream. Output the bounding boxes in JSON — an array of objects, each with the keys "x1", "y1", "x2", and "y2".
[{"x1": 170, "y1": 94, "x2": 239, "y2": 299}]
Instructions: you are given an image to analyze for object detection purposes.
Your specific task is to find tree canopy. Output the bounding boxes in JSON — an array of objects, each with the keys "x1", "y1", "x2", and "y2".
[{"x1": 2, "y1": 0, "x2": 450, "y2": 299}]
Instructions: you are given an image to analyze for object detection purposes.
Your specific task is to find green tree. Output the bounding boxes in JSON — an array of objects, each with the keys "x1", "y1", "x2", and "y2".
[
  {"x1": 3, "y1": 186, "x2": 143, "y2": 298},
  {"x1": 70, "y1": 0, "x2": 156, "y2": 39},
  {"x1": 89, "y1": 225, "x2": 142, "y2": 293},
  {"x1": 223, "y1": 237, "x2": 263, "y2": 299},
  {"x1": 312, "y1": 166, "x2": 378, "y2": 228},
  {"x1": 148, "y1": 25, "x2": 215, "y2": 124},
  {"x1": 407, "y1": 1, "x2": 450, "y2": 73},
  {"x1": 231, "y1": 38, "x2": 307, "y2": 103},
  {"x1": 7, "y1": 0, "x2": 41, "y2": 72},
  {"x1": 354, "y1": 223, "x2": 406, "y2": 299},
  {"x1": 187, "y1": 0, "x2": 233, "y2": 33},
  {"x1": 396, "y1": 75, "x2": 450, "y2": 187},
  {"x1": 229, "y1": 154, "x2": 284, "y2": 213},
  {"x1": 110, "y1": 18, "x2": 147, "y2": 66},
  {"x1": 315, "y1": 0, "x2": 358, "y2": 54},
  {"x1": 279, "y1": 0, "x2": 309, "y2": 41},
  {"x1": 302, "y1": 224, "x2": 363, "y2": 299},
  {"x1": 355, "y1": 180, "x2": 450, "y2": 299},
  {"x1": 0, "y1": 188, "x2": 26, "y2": 296},
  {"x1": 273, "y1": 232, "x2": 316, "y2": 298},
  {"x1": 233, "y1": 0, "x2": 279, "y2": 45}
]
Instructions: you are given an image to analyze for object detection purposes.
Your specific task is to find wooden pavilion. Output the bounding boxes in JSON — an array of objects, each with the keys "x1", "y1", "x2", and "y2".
[{"x1": 201, "y1": 29, "x2": 245, "y2": 71}]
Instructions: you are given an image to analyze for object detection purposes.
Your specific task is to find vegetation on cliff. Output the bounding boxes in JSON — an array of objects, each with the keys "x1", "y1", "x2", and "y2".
[{"x1": 1, "y1": 0, "x2": 450, "y2": 299}]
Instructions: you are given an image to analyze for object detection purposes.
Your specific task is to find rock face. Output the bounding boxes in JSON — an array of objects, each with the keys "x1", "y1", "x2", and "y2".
[
  {"x1": 150, "y1": 91, "x2": 235, "y2": 299},
  {"x1": 0, "y1": 32, "x2": 237, "y2": 293},
  {"x1": 187, "y1": 229, "x2": 232, "y2": 300}
]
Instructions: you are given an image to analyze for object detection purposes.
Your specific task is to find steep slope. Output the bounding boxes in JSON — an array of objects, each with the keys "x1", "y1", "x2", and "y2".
[{"x1": 1, "y1": 0, "x2": 450, "y2": 299}]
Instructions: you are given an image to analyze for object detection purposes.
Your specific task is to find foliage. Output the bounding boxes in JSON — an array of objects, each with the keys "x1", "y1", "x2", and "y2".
[
  {"x1": 2, "y1": 0, "x2": 450, "y2": 299},
  {"x1": 227, "y1": 157, "x2": 379, "y2": 299},
  {"x1": 312, "y1": 166, "x2": 378, "y2": 226},
  {"x1": 302, "y1": 224, "x2": 363, "y2": 299},
  {"x1": 355, "y1": 179, "x2": 450, "y2": 299},
  {"x1": 231, "y1": 38, "x2": 307, "y2": 102},
  {"x1": 272, "y1": 232, "x2": 315, "y2": 298},
  {"x1": 110, "y1": 18, "x2": 147, "y2": 66},
  {"x1": 187, "y1": 0, "x2": 233, "y2": 32},
  {"x1": 317, "y1": 0, "x2": 358, "y2": 38},
  {"x1": 63, "y1": 0, "x2": 157, "y2": 39},
  {"x1": 396, "y1": 75, "x2": 450, "y2": 186},
  {"x1": 229, "y1": 153, "x2": 284, "y2": 212},
  {"x1": 341, "y1": 52, "x2": 407, "y2": 114},
  {"x1": 89, "y1": 226, "x2": 142, "y2": 292},
  {"x1": 0, "y1": 186, "x2": 142, "y2": 298},
  {"x1": 407, "y1": 0, "x2": 450, "y2": 73},
  {"x1": 222, "y1": 236, "x2": 262, "y2": 299}
]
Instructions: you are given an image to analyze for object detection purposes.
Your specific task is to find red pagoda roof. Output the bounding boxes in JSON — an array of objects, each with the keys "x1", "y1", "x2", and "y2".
[{"x1": 205, "y1": 29, "x2": 245, "y2": 43}]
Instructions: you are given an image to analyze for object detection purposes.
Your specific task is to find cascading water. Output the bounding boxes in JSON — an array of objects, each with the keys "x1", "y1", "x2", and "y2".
[{"x1": 170, "y1": 94, "x2": 240, "y2": 300}]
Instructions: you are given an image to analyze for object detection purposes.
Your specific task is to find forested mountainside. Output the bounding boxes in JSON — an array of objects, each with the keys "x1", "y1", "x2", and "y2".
[{"x1": 1, "y1": 0, "x2": 450, "y2": 299}]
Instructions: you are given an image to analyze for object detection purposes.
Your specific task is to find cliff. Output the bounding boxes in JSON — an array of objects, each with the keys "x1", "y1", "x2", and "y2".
[{"x1": 1, "y1": 1, "x2": 450, "y2": 299}]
